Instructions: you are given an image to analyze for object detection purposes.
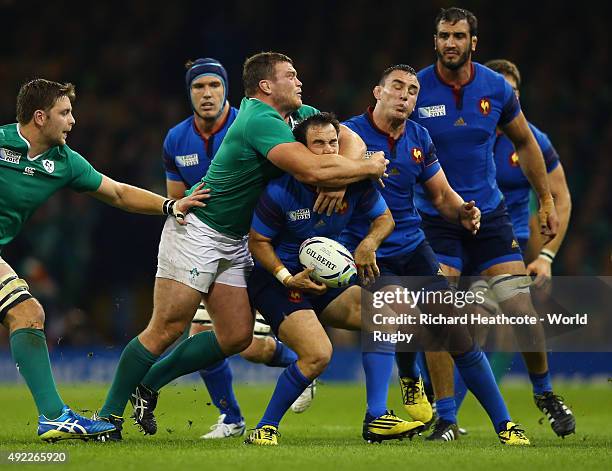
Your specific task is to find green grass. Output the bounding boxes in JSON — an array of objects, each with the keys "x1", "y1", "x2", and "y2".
[{"x1": 1, "y1": 382, "x2": 610, "y2": 470}]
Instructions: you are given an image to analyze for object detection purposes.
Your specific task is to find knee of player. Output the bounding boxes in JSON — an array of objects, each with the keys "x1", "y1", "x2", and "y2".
[
  {"x1": 303, "y1": 343, "x2": 332, "y2": 376},
  {"x1": 0, "y1": 274, "x2": 41, "y2": 328},
  {"x1": 222, "y1": 331, "x2": 254, "y2": 355}
]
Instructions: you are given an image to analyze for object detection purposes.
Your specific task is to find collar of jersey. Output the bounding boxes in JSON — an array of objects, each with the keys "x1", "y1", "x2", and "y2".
[
  {"x1": 16, "y1": 123, "x2": 44, "y2": 161},
  {"x1": 434, "y1": 61, "x2": 477, "y2": 89}
]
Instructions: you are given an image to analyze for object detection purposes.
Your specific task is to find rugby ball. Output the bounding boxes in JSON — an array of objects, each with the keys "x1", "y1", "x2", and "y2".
[{"x1": 298, "y1": 237, "x2": 357, "y2": 288}]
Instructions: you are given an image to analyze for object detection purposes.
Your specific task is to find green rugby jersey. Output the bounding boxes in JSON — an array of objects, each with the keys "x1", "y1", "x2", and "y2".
[
  {"x1": 190, "y1": 98, "x2": 318, "y2": 238},
  {"x1": 0, "y1": 123, "x2": 103, "y2": 247}
]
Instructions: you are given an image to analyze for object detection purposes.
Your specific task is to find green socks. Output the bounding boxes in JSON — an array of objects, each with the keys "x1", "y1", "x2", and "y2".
[
  {"x1": 10, "y1": 328, "x2": 64, "y2": 419},
  {"x1": 142, "y1": 331, "x2": 225, "y2": 392},
  {"x1": 99, "y1": 337, "x2": 158, "y2": 418}
]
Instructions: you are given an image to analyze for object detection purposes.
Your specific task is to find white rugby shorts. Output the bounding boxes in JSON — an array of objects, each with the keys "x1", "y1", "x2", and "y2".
[{"x1": 156, "y1": 214, "x2": 253, "y2": 293}]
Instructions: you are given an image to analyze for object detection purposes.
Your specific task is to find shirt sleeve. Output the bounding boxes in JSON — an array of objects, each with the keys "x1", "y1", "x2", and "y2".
[
  {"x1": 67, "y1": 148, "x2": 103, "y2": 192},
  {"x1": 162, "y1": 133, "x2": 182, "y2": 182},
  {"x1": 417, "y1": 132, "x2": 442, "y2": 183},
  {"x1": 499, "y1": 79, "x2": 521, "y2": 126},
  {"x1": 246, "y1": 111, "x2": 296, "y2": 159},
  {"x1": 251, "y1": 183, "x2": 286, "y2": 239},
  {"x1": 355, "y1": 181, "x2": 388, "y2": 220}
]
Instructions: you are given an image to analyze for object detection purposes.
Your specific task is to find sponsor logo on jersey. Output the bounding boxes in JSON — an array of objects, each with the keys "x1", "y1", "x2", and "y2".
[
  {"x1": 176, "y1": 154, "x2": 199, "y2": 167},
  {"x1": 287, "y1": 208, "x2": 311, "y2": 221},
  {"x1": 411, "y1": 147, "x2": 424, "y2": 164},
  {"x1": 288, "y1": 289, "x2": 303, "y2": 303},
  {"x1": 389, "y1": 167, "x2": 400, "y2": 176},
  {"x1": 454, "y1": 117, "x2": 467, "y2": 126},
  {"x1": 479, "y1": 98, "x2": 491, "y2": 116},
  {"x1": 336, "y1": 200, "x2": 348, "y2": 215},
  {"x1": 23, "y1": 167, "x2": 35, "y2": 176},
  {"x1": 511, "y1": 239, "x2": 520, "y2": 249},
  {"x1": 418, "y1": 105, "x2": 446, "y2": 118},
  {"x1": 509, "y1": 152, "x2": 520, "y2": 167},
  {"x1": 42, "y1": 159, "x2": 55, "y2": 173},
  {"x1": 0, "y1": 148, "x2": 21, "y2": 164}
]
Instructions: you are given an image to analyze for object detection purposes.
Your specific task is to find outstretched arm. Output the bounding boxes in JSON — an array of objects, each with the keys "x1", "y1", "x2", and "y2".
[{"x1": 89, "y1": 175, "x2": 209, "y2": 224}]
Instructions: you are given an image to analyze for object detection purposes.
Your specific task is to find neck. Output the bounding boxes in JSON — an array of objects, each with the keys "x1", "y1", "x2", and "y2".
[
  {"x1": 436, "y1": 59, "x2": 473, "y2": 87},
  {"x1": 18, "y1": 123, "x2": 50, "y2": 157},
  {"x1": 372, "y1": 106, "x2": 406, "y2": 139},
  {"x1": 251, "y1": 93, "x2": 293, "y2": 121},
  {"x1": 194, "y1": 102, "x2": 230, "y2": 139}
]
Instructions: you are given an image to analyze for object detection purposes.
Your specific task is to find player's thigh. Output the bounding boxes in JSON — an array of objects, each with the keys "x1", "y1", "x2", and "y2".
[
  {"x1": 319, "y1": 285, "x2": 362, "y2": 330},
  {"x1": 189, "y1": 300, "x2": 212, "y2": 336},
  {"x1": 148, "y1": 278, "x2": 202, "y2": 332},
  {"x1": 278, "y1": 309, "x2": 331, "y2": 363},
  {"x1": 204, "y1": 281, "x2": 254, "y2": 353}
]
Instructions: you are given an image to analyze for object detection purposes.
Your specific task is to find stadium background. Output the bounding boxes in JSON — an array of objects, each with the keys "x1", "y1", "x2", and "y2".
[{"x1": 0, "y1": 0, "x2": 609, "y2": 380}]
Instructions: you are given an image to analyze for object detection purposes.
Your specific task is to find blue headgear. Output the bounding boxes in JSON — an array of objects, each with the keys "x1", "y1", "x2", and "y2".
[{"x1": 185, "y1": 58, "x2": 228, "y2": 116}]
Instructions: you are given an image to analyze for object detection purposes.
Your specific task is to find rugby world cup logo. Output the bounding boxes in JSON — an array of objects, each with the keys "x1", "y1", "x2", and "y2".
[
  {"x1": 411, "y1": 147, "x2": 424, "y2": 164},
  {"x1": 479, "y1": 97, "x2": 491, "y2": 116}
]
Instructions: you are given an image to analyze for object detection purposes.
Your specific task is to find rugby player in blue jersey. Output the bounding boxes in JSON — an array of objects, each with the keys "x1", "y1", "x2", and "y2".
[
  {"x1": 129, "y1": 58, "x2": 313, "y2": 439},
  {"x1": 244, "y1": 112, "x2": 426, "y2": 445},
  {"x1": 453, "y1": 59, "x2": 574, "y2": 436},
  {"x1": 341, "y1": 64, "x2": 529, "y2": 445},
  {"x1": 404, "y1": 7, "x2": 573, "y2": 441}
]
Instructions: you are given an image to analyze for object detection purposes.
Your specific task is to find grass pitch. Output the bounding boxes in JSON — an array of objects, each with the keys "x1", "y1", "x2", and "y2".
[{"x1": 1, "y1": 381, "x2": 610, "y2": 470}]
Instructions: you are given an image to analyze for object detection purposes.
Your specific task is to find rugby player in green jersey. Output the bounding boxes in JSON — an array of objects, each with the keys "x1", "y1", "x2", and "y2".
[
  {"x1": 0, "y1": 79, "x2": 208, "y2": 442},
  {"x1": 98, "y1": 52, "x2": 389, "y2": 439}
]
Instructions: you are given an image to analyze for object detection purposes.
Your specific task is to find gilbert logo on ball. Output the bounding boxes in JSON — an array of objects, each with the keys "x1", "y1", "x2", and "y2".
[{"x1": 298, "y1": 237, "x2": 357, "y2": 288}]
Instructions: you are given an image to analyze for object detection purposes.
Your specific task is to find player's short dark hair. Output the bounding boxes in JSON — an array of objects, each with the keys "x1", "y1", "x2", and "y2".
[
  {"x1": 379, "y1": 64, "x2": 417, "y2": 86},
  {"x1": 16, "y1": 79, "x2": 75, "y2": 124},
  {"x1": 293, "y1": 112, "x2": 340, "y2": 146},
  {"x1": 435, "y1": 7, "x2": 478, "y2": 37},
  {"x1": 243, "y1": 52, "x2": 293, "y2": 97},
  {"x1": 485, "y1": 59, "x2": 521, "y2": 88}
]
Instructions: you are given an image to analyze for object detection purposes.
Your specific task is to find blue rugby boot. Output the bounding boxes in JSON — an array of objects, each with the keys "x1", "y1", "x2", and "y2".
[{"x1": 38, "y1": 405, "x2": 116, "y2": 442}]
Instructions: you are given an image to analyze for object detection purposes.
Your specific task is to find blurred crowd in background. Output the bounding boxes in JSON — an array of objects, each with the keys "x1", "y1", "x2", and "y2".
[{"x1": 0, "y1": 0, "x2": 610, "y2": 347}]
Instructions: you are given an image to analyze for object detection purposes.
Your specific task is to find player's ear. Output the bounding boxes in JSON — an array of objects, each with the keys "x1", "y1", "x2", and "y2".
[
  {"x1": 433, "y1": 34, "x2": 437, "y2": 50},
  {"x1": 33, "y1": 109, "x2": 46, "y2": 127},
  {"x1": 471, "y1": 35, "x2": 478, "y2": 52},
  {"x1": 373, "y1": 85, "x2": 382, "y2": 100},
  {"x1": 259, "y1": 79, "x2": 272, "y2": 96}
]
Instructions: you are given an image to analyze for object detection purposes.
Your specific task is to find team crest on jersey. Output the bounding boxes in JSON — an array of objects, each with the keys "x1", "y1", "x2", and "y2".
[
  {"x1": 0, "y1": 148, "x2": 21, "y2": 164},
  {"x1": 411, "y1": 147, "x2": 424, "y2": 164},
  {"x1": 42, "y1": 159, "x2": 55, "y2": 174},
  {"x1": 509, "y1": 152, "x2": 520, "y2": 167},
  {"x1": 176, "y1": 154, "x2": 199, "y2": 167},
  {"x1": 418, "y1": 105, "x2": 446, "y2": 118},
  {"x1": 479, "y1": 98, "x2": 491, "y2": 116},
  {"x1": 288, "y1": 289, "x2": 303, "y2": 303},
  {"x1": 287, "y1": 208, "x2": 311, "y2": 222}
]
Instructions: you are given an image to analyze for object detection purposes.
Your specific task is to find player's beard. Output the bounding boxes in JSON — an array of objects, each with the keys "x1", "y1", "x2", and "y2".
[{"x1": 436, "y1": 48, "x2": 471, "y2": 71}]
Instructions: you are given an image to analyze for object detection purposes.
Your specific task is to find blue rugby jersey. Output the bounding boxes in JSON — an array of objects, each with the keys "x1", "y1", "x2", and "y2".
[
  {"x1": 162, "y1": 106, "x2": 239, "y2": 187},
  {"x1": 494, "y1": 123, "x2": 560, "y2": 240},
  {"x1": 412, "y1": 62, "x2": 521, "y2": 215},
  {"x1": 339, "y1": 110, "x2": 441, "y2": 258},
  {"x1": 251, "y1": 174, "x2": 388, "y2": 273}
]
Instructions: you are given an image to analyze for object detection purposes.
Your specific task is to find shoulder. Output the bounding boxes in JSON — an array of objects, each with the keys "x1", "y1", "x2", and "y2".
[
  {"x1": 165, "y1": 116, "x2": 194, "y2": 143},
  {"x1": 474, "y1": 63, "x2": 510, "y2": 93},
  {"x1": 405, "y1": 119, "x2": 432, "y2": 144},
  {"x1": 342, "y1": 113, "x2": 367, "y2": 131},
  {"x1": 58, "y1": 144, "x2": 86, "y2": 161}
]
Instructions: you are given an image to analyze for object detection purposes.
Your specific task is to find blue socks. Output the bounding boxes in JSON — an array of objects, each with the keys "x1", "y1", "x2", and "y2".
[
  {"x1": 199, "y1": 359, "x2": 242, "y2": 424},
  {"x1": 436, "y1": 396, "x2": 457, "y2": 424},
  {"x1": 363, "y1": 352, "x2": 394, "y2": 418},
  {"x1": 258, "y1": 362, "x2": 311, "y2": 428},
  {"x1": 395, "y1": 351, "x2": 421, "y2": 380},
  {"x1": 266, "y1": 339, "x2": 299, "y2": 368},
  {"x1": 453, "y1": 347, "x2": 510, "y2": 433},
  {"x1": 454, "y1": 366, "x2": 469, "y2": 410},
  {"x1": 529, "y1": 371, "x2": 553, "y2": 395}
]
